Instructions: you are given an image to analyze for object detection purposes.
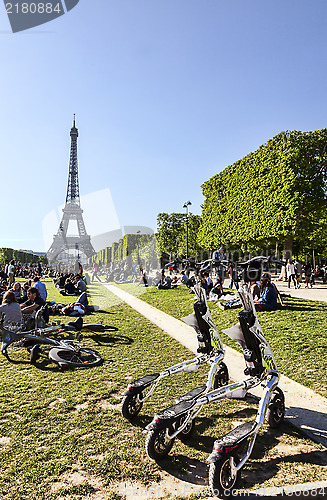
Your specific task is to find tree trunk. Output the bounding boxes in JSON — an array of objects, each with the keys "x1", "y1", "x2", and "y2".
[{"x1": 283, "y1": 238, "x2": 293, "y2": 262}]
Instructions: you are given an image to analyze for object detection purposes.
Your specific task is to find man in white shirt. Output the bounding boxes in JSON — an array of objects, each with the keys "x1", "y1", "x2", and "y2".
[{"x1": 7, "y1": 260, "x2": 15, "y2": 288}]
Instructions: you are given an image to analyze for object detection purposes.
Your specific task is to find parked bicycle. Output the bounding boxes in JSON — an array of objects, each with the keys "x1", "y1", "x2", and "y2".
[{"x1": 0, "y1": 315, "x2": 102, "y2": 370}]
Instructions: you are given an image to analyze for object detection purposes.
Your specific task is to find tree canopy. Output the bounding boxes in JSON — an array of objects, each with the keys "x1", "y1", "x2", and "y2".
[
  {"x1": 156, "y1": 212, "x2": 203, "y2": 259},
  {"x1": 199, "y1": 129, "x2": 327, "y2": 257}
]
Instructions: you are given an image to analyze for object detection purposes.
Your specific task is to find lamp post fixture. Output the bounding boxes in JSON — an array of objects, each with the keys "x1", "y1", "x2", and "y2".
[{"x1": 183, "y1": 201, "x2": 192, "y2": 259}]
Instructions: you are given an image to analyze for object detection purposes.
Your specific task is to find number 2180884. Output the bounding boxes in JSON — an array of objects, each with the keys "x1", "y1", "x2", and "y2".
[{"x1": 6, "y1": 3, "x2": 63, "y2": 15}]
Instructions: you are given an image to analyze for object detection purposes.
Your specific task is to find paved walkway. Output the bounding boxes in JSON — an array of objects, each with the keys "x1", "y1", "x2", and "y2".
[
  {"x1": 102, "y1": 283, "x2": 327, "y2": 450},
  {"x1": 273, "y1": 278, "x2": 327, "y2": 303}
]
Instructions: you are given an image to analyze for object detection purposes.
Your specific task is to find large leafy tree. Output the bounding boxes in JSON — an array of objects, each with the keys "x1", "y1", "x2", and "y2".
[
  {"x1": 199, "y1": 129, "x2": 327, "y2": 258},
  {"x1": 156, "y1": 212, "x2": 203, "y2": 259}
]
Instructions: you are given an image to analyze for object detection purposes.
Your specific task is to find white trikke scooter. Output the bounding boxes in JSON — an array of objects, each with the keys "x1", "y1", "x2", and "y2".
[
  {"x1": 121, "y1": 259, "x2": 229, "y2": 423},
  {"x1": 145, "y1": 257, "x2": 285, "y2": 498}
]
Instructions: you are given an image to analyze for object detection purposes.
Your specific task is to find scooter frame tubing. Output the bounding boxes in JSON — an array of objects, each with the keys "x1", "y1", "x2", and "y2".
[
  {"x1": 138, "y1": 347, "x2": 225, "y2": 404},
  {"x1": 136, "y1": 352, "x2": 210, "y2": 403},
  {"x1": 165, "y1": 368, "x2": 275, "y2": 441},
  {"x1": 230, "y1": 372, "x2": 280, "y2": 474}
]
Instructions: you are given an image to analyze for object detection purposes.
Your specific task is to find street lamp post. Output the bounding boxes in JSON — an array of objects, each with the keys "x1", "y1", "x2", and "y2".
[
  {"x1": 183, "y1": 201, "x2": 192, "y2": 259},
  {"x1": 136, "y1": 230, "x2": 141, "y2": 269}
]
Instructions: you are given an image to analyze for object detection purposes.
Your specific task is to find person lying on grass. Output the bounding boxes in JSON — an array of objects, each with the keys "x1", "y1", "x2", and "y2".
[{"x1": 50, "y1": 292, "x2": 99, "y2": 316}]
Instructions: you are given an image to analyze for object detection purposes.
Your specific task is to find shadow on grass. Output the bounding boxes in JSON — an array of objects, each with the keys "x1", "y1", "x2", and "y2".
[
  {"x1": 282, "y1": 303, "x2": 327, "y2": 311},
  {"x1": 150, "y1": 422, "x2": 327, "y2": 490},
  {"x1": 96, "y1": 310, "x2": 115, "y2": 314},
  {"x1": 125, "y1": 413, "x2": 154, "y2": 429},
  {"x1": 89, "y1": 333, "x2": 133, "y2": 346},
  {"x1": 4, "y1": 354, "x2": 60, "y2": 372}
]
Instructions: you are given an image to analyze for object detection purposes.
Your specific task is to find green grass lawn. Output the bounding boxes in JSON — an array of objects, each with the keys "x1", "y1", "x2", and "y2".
[{"x1": 0, "y1": 279, "x2": 325, "y2": 499}]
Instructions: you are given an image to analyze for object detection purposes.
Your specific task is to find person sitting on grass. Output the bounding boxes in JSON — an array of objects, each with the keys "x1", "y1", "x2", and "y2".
[
  {"x1": 20, "y1": 287, "x2": 45, "y2": 316},
  {"x1": 157, "y1": 274, "x2": 171, "y2": 290},
  {"x1": 20, "y1": 287, "x2": 49, "y2": 327},
  {"x1": 0, "y1": 290, "x2": 23, "y2": 325},
  {"x1": 60, "y1": 278, "x2": 77, "y2": 296},
  {"x1": 211, "y1": 276, "x2": 224, "y2": 298},
  {"x1": 10, "y1": 282, "x2": 24, "y2": 303},
  {"x1": 254, "y1": 276, "x2": 278, "y2": 311},
  {"x1": 74, "y1": 274, "x2": 87, "y2": 293},
  {"x1": 0, "y1": 280, "x2": 7, "y2": 296},
  {"x1": 33, "y1": 276, "x2": 47, "y2": 301}
]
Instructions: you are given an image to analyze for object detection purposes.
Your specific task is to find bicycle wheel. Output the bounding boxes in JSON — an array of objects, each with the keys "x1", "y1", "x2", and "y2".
[{"x1": 48, "y1": 347, "x2": 102, "y2": 368}]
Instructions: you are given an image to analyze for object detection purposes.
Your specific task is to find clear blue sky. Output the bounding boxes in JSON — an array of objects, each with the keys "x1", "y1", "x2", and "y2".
[{"x1": 1, "y1": 0, "x2": 327, "y2": 252}]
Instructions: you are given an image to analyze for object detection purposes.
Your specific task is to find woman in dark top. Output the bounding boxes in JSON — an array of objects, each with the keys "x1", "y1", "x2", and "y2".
[{"x1": 254, "y1": 277, "x2": 278, "y2": 311}]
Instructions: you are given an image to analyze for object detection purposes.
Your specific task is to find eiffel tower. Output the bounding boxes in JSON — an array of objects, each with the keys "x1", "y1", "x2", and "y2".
[{"x1": 47, "y1": 116, "x2": 95, "y2": 262}]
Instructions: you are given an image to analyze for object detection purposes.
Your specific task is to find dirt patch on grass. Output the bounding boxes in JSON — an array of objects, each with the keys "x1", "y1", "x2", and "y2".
[
  {"x1": 49, "y1": 398, "x2": 66, "y2": 408},
  {"x1": 51, "y1": 468, "x2": 207, "y2": 499},
  {"x1": 113, "y1": 472, "x2": 206, "y2": 499},
  {"x1": 0, "y1": 437, "x2": 10, "y2": 446},
  {"x1": 96, "y1": 394, "x2": 121, "y2": 410},
  {"x1": 74, "y1": 401, "x2": 89, "y2": 411}
]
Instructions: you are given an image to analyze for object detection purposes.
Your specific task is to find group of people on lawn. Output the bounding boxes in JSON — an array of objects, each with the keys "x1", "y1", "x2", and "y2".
[
  {"x1": 158, "y1": 244, "x2": 280, "y2": 312},
  {"x1": 0, "y1": 271, "x2": 97, "y2": 328}
]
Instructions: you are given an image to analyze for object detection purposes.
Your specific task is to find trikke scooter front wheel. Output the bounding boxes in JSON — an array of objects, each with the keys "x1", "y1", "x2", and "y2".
[
  {"x1": 213, "y1": 362, "x2": 229, "y2": 389},
  {"x1": 145, "y1": 427, "x2": 175, "y2": 460},
  {"x1": 121, "y1": 392, "x2": 143, "y2": 420},
  {"x1": 266, "y1": 387, "x2": 285, "y2": 428},
  {"x1": 209, "y1": 454, "x2": 238, "y2": 498}
]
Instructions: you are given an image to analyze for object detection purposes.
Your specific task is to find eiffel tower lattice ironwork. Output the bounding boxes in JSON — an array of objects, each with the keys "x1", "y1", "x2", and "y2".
[{"x1": 47, "y1": 116, "x2": 96, "y2": 262}]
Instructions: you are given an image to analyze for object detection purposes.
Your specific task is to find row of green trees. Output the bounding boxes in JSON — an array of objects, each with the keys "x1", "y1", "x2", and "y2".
[
  {"x1": 156, "y1": 128, "x2": 327, "y2": 263},
  {"x1": 89, "y1": 233, "x2": 160, "y2": 269},
  {"x1": 0, "y1": 248, "x2": 47, "y2": 265},
  {"x1": 156, "y1": 213, "x2": 206, "y2": 260}
]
